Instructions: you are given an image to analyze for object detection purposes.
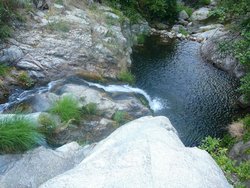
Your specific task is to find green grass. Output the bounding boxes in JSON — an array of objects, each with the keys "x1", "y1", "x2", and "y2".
[
  {"x1": 82, "y1": 103, "x2": 98, "y2": 115},
  {"x1": 50, "y1": 96, "x2": 81, "y2": 122},
  {"x1": 112, "y1": 110, "x2": 128, "y2": 125},
  {"x1": 118, "y1": 70, "x2": 135, "y2": 85},
  {"x1": 0, "y1": 64, "x2": 10, "y2": 76},
  {"x1": 0, "y1": 116, "x2": 44, "y2": 154},
  {"x1": 47, "y1": 21, "x2": 71, "y2": 32},
  {"x1": 137, "y1": 34, "x2": 146, "y2": 44},
  {"x1": 0, "y1": 25, "x2": 12, "y2": 39},
  {"x1": 179, "y1": 28, "x2": 189, "y2": 36},
  {"x1": 176, "y1": 3, "x2": 193, "y2": 17},
  {"x1": 17, "y1": 71, "x2": 34, "y2": 88}
]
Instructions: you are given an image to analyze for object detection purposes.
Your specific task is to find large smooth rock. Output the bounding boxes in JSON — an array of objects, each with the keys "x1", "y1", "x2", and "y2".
[
  {"x1": 0, "y1": 142, "x2": 90, "y2": 188},
  {"x1": 0, "y1": 46, "x2": 23, "y2": 64},
  {"x1": 191, "y1": 8, "x2": 210, "y2": 21},
  {"x1": 201, "y1": 31, "x2": 245, "y2": 78},
  {"x1": 40, "y1": 116, "x2": 231, "y2": 188}
]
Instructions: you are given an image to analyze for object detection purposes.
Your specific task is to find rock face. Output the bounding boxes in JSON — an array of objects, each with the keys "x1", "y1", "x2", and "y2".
[
  {"x1": 1, "y1": 3, "x2": 149, "y2": 82},
  {"x1": 0, "y1": 142, "x2": 91, "y2": 188},
  {"x1": 39, "y1": 116, "x2": 231, "y2": 188},
  {"x1": 201, "y1": 31, "x2": 245, "y2": 78}
]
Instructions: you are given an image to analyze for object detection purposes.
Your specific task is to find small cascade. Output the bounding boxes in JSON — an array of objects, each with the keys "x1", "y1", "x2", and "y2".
[
  {"x1": 85, "y1": 81, "x2": 163, "y2": 112},
  {"x1": 0, "y1": 80, "x2": 61, "y2": 112}
]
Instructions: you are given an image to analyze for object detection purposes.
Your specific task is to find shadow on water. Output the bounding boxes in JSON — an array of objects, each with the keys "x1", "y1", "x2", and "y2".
[{"x1": 131, "y1": 35, "x2": 241, "y2": 146}]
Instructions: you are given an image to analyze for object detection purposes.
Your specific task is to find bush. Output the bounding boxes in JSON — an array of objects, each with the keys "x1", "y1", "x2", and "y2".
[
  {"x1": 136, "y1": 34, "x2": 147, "y2": 44},
  {"x1": 118, "y1": 70, "x2": 135, "y2": 85},
  {"x1": 112, "y1": 110, "x2": 128, "y2": 124},
  {"x1": 50, "y1": 96, "x2": 81, "y2": 122},
  {"x1": 184, "y1": 0, "x2": 210, "y2": 8},
  {"x1": 0, "y1": 116, "x2": 44, "y2": 153},
  {"x1": 176, "y1": 3, "x2": 193, "y2": 16},
  {"x1": 0, "y1": 0, "x2": 28, "y2": 39},
  {"x1": 200, "y1": 136, "x2": 250, "y2": 186},
  {"x1": 0, "y1": 64, "x2": 10, "y2": 76},
  {"x1": 105, "y1": 0, "x2": 177, "y2": 23},
  {"x1": 82, "y1": 103, "x2": 98, "y2": 115},
  {"x1": 17, "y1": 71, "x2": 34, "y2": 88}
]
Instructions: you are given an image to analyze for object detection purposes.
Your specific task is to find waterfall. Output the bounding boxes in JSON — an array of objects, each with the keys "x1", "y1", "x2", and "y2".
[{"x1": 85, "y1": 81, "x2": 163, "y2": 112}]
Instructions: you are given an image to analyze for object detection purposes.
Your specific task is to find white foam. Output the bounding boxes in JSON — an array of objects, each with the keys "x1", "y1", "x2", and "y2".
[{"x1": 85, "y1": 81, "x2": 163, "y2": 112}]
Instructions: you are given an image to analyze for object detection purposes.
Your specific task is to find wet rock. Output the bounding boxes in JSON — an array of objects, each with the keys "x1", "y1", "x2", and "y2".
[
  {"x1": 40, "y1": 116, "x2": 231, "y2": 188},
  {"x1": 0, "y1": 46, "x2": 23, "y2": 64},
  {"x1": 191, "y1": 8, "x2": 210, "y2": 21}
]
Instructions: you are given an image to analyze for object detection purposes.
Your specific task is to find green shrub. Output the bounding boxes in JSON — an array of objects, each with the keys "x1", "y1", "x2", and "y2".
[
  {"x1": 176, "y1": 2, "x2": 193, "y2": 17},
  {"x1": 38, "y1": 114, "x2": 57, "y2": 132},
  {"x1": 137, "y1": 34, "x2": 147, "y2": 44},
  {"x1": 0, "y1": 0, "x2": 28, "y2": 39},
  {"x1": 112, "y1": 110, "x2": 128, "y2": 124},
  {"x1": 118, "y1": 70, "x2": 135, "y2": 85},
  {"x1": 50, "y1": 96, "x2": 81, "y2": 122},
  {"x1": 184, "y1": 0, "x2": 210, "y2": 8},
  {"x1": 237, "y1": 161, "x2": 250, "y2": 181},
  {"x1": 0, "y1": 64, "x2": 10, "y2": 76},
  {"x1": 179, "y1": 28, "x2": 188, "y2": 36},
  {"x1": 17, "y1": 71, "x2": 34, "y2": 88},
  {"x1": 82, "y1": 103, "x2": 98, "y2": 115},
  {"x1": 0, "y1": 116, "x2": 44, "y2": 154},
  {"x1": 105, "y1": 0, "x2": 177, "y2": 23},
  {"x1": 200, "y1": 136, "x2": 250, "y2": 186}
]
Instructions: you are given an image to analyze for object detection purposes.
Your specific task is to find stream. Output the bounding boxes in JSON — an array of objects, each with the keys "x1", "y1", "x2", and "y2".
[{"x1": 131, "y1": 35, "x2": 240, "y2": 146}]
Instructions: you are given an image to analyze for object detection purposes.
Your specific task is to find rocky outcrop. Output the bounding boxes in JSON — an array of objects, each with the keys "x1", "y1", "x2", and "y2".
[
  {"x1": 201, "y1": 31, "x2": 245, "y2": 78},
  {"x1": 0, "y1": 46, "x2": 24, "y2": 64},
  {"x1": 0, "y1": 142, "x2": 92, "y2": 188},
  {"x1": 39, "y1": 116, "x2": 231, "y2": 188},
  {"x1": 0, "y1": 116, "x2": 231, "y2": 188},
  {"x1": 0, "y1": 2, "x2": 150, "y2": 82}
]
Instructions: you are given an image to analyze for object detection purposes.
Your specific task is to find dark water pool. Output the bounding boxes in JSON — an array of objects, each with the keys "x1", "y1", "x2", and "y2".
[{"x1": 131, "y1": 35, "x2": 240, "y2": 146}]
